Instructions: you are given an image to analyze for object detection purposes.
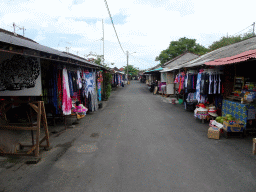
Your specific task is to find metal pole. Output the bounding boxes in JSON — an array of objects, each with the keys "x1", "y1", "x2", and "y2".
[
  {"x1": 13, "y1": 22, "x2": 15, "y2": 34},
  {"x1": 102, "y1": 19, "x2": 104, "y2": 66},
  {"x1": 253, "y1": 22, "x2": 255, "y2": 36},
  {"x1": 127, "y1": 51, "x2": 129, "y2": 84}
]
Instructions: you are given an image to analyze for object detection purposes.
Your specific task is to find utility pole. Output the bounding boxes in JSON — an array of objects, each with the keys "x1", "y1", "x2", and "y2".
[
  {"x1": 13, "y1": 22, "x2": 16, "y2": 35},
  {"x1": 253, "y1": 22, "x2": 255, "y2": 36},
  {"x1": 13, "y1": 22, "x2": 26, "y2": 36},
  {"x1": 127, "y1": 51, "x2": 129, "y2": 84},
  {"x1": 102, "y1": 19, "x2": 105, "y2": 66}
]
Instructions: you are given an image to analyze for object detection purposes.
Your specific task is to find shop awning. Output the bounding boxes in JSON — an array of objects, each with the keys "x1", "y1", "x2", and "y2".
[
  {"x1": 150, "y1": 67, "x2": 163, "y2": 72},
  {"x1": 160, "y1": 68, "x2": 172, "y2": 73},
  {"x1": 205, "y1": 50, "x2": 256, "y2": 66}
]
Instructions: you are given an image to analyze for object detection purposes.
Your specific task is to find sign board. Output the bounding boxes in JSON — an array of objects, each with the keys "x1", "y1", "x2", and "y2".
[{"x1": 0, "y1": 54, "x2": 42, "y2": 96}]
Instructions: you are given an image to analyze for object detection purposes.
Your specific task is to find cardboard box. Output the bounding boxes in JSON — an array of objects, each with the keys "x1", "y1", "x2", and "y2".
[
  {"x1": 223, "y1": 121, "x2": 244, "y2": 132},
  {"x1": 208, "y1": 127, "x2": 220, "y2": 140}
]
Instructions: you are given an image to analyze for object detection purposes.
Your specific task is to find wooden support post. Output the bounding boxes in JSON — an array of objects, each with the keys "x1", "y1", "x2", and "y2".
[
  {"x1": 0, "y1": 101, "x2": 50, "y2": 157},
  {"x1": 41, "y1": 102, "x2": 50, "y2": 148},
  {"x1": 34, "y1": 102, "x2": 41, "y2": 157},
  {"x1": 253, "y1": 138, "x2": 256, "y2": 155}
]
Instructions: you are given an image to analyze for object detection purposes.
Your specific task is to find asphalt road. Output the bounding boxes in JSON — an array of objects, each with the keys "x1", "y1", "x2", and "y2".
[{"x1": 1, "y1": 80, "x2": 256, "y2": 192}]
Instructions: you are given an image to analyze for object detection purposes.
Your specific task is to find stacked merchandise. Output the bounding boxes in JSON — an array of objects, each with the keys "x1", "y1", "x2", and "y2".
[
  {"x1": 194, "y1": 104, "x2": 209, "y2": 120},
  {"x1": 208, "y1": 120, "x2": 223, "y2": 140}
]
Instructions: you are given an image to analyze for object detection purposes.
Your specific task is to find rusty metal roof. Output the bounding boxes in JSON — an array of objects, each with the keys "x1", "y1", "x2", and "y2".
[
  {"x1": 205, "y1": 50, "x2": 256, "y2": 65},
  {"x1": 0, "y1": 31, "x2": 102, "y2": 68},
  {"x1": 176, "y1": 36, "x2": 256, "y2": 69}
]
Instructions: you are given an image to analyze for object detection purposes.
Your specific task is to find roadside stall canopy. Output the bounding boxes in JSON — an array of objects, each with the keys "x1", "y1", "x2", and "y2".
[
  {"x1": 205, "y1": 50, "x2": 256, "y2": 66},
  {"x1": 150, "y1": 67, "x2": 163, "y2": 72},
  {"x1": 160, "y1": 68, "x2": 173, "y2": 73},
  {"x1": 143, "y1": 67, "x2": 163, "y2": 74}
]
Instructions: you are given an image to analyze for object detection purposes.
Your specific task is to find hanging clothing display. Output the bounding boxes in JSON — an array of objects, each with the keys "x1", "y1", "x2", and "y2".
[
  {"x1": 71, "y1": 71, "x2": 78, "y2": 93},
  {"x1": 200, "y1": 73, "x2": 209, "y2": 95},
  {"x1": 68, "y1": 71, "x2": 74, "y2": 96},
  {"x1": 97, "y1": 71, "x2": 103, "y2": 101},
  {"x1": 84, "y1": 72, "x2": 94, "y2": 97},
  {"x1": 77, "y1": 70, "x2": 82, "y2": 89},
  {"x1": 49, "y1": 66, "x2": 58, "y2": 114},
  {"x1": 57, "y1": 69, "x2": 62, "y2": 110},
  {"x1": 218, "y1": 74, "x2": 222, "y2": 94},
  {"x1": 174, "y1": 72, "x2": 185, "y2": 94},
  {"x1": 62, "y1": 68, "x2": 72, "y2": 115},
  {"x1": 196, "y1": 73, "x2": 201, "y2": 102},
  {"x1": 92, "y1": 72, "x2": 98, "y2": 111}
]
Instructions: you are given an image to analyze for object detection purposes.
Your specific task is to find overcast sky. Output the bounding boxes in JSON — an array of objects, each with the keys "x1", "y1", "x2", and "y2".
[{"x1": 1, "y1": 0, "x2": 256, "y2": 70}]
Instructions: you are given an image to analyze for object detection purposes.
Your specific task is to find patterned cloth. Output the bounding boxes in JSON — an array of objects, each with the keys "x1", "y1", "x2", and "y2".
[
  {"x1": 222, "y1": 99, "x2": 255, "y2": 128},
  {"x1": 62, "y1": 68, "x2": 72, "y2": 115},
  {"x1": 196, "y1": 73, "x2": 201, "y2": 102}
]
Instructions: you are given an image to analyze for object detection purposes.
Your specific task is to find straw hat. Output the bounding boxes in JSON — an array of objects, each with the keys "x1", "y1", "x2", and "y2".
[{"x1": 208, "y1": 106, "x2": 218, "y2": 117}]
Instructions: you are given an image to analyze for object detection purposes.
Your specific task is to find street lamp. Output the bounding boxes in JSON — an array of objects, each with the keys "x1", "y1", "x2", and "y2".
[{"x1": 127, "y1": 51, "x2": 136, "y2": 84}]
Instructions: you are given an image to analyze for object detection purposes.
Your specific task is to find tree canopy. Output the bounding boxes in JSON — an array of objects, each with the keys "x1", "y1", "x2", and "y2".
[
  {"x1": 209, "y1": 33, "x2": 255, "y2": 51},
  {"x1": 123, "y1": 65, "x2": 139, "y2": 76},
  {"x1": 156, "y1": 37, "x2": 209, "y2": 65}
]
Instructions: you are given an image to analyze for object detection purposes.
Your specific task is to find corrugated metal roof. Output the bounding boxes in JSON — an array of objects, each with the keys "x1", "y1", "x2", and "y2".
[
  {"x1": 160, "y1": 68, "x2": 172, "y2": 73},
  {"x1": 163, "y1": 52, "x2": 199, "y2": 68},
  {"x1": 205, "y1": 50, "x2": 256, "y2": 65},
  {"x1": 0, "y1": 32, "x2": 100, "y2": 68},
  {"x1": 177, "y1": 36, "x2": 256, "y2": 69}
]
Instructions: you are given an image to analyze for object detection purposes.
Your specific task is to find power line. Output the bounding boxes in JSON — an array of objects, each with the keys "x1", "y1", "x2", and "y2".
[
  {"x1": 104, "y1": 0, "x2": 126, "y2": 55},
  {"x1": 232, "y1": 23, "x2": 254, "y2": 36},
  {"x1": 131, "y1": 54, "x2": 156, "y2": 66},
  {"x1": 130, "y1": 54, "x2": 157, "y2": 67}
]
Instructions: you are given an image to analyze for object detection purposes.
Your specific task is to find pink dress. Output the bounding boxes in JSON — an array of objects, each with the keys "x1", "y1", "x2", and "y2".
[{"x1": 62, "y1": 68, "x2": 72, "y2": 115}]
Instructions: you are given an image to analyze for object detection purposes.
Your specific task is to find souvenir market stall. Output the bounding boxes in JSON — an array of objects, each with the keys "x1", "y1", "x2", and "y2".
[
  {"x1": 0, "y1": 31, "x2": 105, "y2": 156},
  {"x1": 172, "y1": 66, "x2": 224, "y2": 122},
  {"x1": 192, "y1": 68, "x2": 224, "y2": 122},
  {"x1": 204, "y1": 51, "x2": 256, "y2": 135},
  {"x1": 112, "y1": 71, "x2": 123, "y2": 87},
  {"x1": 220, "y1": 62, "x2": 256, "y2": 132}
]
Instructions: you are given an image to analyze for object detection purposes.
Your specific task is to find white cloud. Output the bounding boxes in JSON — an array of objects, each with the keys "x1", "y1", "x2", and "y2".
[{"x1": 1, "y1": 0, "x2": 256, "y2": 70}]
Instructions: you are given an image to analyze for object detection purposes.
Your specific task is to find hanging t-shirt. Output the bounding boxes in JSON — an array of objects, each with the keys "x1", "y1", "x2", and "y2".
[
  {"x1": 68, "y1": 71, "x2": 74, "y2": 96},
  {"x1": 213, "y1": 74, "x2": 217, "y2": 94},
  {"x1": 77, "y1": 70, "x2": 82, "y2": 89},
  {"x1": 208, "y1": 74, "x2": 212, "y2": 94},
  {"x1": 218, "y1": 74, "x2": 221, "y2": 94},
  {"x1": 196, "y1": 73, "x2": 201, "y2": 102},
  {"x1": 71, "y1": 71, "x2": 78, "y2": 93},
  {"x1": 200, "y1": 73, "x2": 209, "y2": 95}
]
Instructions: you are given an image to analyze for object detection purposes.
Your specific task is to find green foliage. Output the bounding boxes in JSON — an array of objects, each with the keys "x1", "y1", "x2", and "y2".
[
  {"x1": 156, "y1": 37, "x2": 209, "y2": 65},
  {"x1": 209, "y1": 33, "x2": 255, "y2": 51},
  {"x1": 123, "y1": 65, "x2": 139, "y2": 76},
  {"x1": 95, "y1": 57, "x2": 102, "y2": 65},
  {"x1": 103, "y1": 72, "x2": 112, "y2": 100},
  {"x1": 209, "y1": 36, "x2": 242, "y2": 51}
]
